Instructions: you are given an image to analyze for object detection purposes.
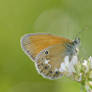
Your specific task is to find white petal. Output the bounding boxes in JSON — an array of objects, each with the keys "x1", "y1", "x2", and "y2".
[
  {"x1": 65, "y1": 56, "x2": 78, "y2": 74},
  {"x1": 64, "y1": 56, "x2": 69, "y2": 67},
  {"x1": 78, "y1": 73, "x2": 82, "y2": 82},
  {"x1": 82, "y1": 60, "x2": 89, "y2": 73},
  {"x1": 88, "y1": 56, "x2": 92, "y2": 62},
  {"x1": 59, "y1": 63, "x2": 66, "y2": 72},
  {"x1": 71, "y1": 56, "x2": 78, "y2": 65},
  {"x1": 44, "y1": 59, "x2": 50, "y2": 64},
  {"x1": 88, "y1": 56, "x2": 92, "y2": 69},
  {"x1": 89, "y1": 81, "x2": 92, "y2": 86},
  {"x1": 82, "y1": 60, "x2": 88, "y2": 66},
  {"x1": 68, "y1": 63, "x2": 75, "y2": 73}
]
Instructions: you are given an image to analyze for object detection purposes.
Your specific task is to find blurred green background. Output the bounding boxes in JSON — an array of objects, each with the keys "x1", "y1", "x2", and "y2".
[{"x1": 0, "y1": 0, "x2": 92, "y2": 92}]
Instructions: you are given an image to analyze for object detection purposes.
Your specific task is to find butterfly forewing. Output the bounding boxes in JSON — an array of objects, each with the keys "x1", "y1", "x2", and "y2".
[
  {"x1": 21, "y1": 33, "x2": 71, "y2": 61},
  {"x1": 35, "y1": 44, "x2": 67, "y2": 79}
]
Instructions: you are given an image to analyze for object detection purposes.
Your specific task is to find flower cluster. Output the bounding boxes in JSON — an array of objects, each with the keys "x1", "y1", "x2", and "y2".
[
  {"x1": 59, "y1": 56, "x2": 78, "y2": 77},
  {"x1": 63, "y1": 56, "x2": 92, "y2": 92},
  {"x1": 81, "y1": 56, "x2": 92, "y2": 92}
]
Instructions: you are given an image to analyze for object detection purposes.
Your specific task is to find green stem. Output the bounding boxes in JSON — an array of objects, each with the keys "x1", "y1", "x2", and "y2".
[{"x1": 80, "y1": 84, "x2": 86, "y2": 92}]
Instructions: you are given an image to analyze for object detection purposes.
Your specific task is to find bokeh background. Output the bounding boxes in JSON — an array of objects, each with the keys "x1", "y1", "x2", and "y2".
[{"x1": 0, "y1": 0, "x2": 92, "y2": 92}]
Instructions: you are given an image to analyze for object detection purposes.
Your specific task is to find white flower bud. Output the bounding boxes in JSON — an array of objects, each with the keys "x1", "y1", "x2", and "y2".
[{"x1": 89, "y1": 56, "x2": 92, "y2": 69}]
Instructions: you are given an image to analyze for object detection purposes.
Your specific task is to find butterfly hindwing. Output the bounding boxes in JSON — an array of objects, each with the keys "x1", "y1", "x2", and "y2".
[{"x1": 35, "y1": 44, "x2": 67, "y2": 79}]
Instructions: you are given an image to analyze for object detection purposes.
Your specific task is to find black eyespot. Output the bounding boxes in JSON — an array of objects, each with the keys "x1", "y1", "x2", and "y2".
[
  {"x1": 27, "y1": 50, "x2": 30, "y2": 53},
  {"x1": 44, "y1": 66, "x2": 48, "y2": 69},
  {"x1": 49, "y1": 70, "x2": 53, "y2": 73},
  {"x1": 45, "y1": 51, "x2": 48, "y2": 55},
  {"x1": 42, "y1": 58, "x2": 44, "y2": 60},
  {"x1": 55, "y1": 71, "x2": 59, "y2": 74},
  {"x1": 38, "y1": 63, "x2": 43, "y2": 67}
]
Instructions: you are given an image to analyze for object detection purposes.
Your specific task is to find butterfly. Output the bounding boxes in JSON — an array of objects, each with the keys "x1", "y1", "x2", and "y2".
[{"x1": 20, "y1": 33, "x2": 80, "y2": 79}]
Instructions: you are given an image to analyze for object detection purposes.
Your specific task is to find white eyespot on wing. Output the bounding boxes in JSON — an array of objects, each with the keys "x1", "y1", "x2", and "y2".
[
  {"x1": 44, "y1": 59, "x2": 51, "y2": 67},
  {"x1": 55, "y1": 68, "x2": 59, "y2": 72},
  {"x1": 44, "y1": 59, "x2": 50, "y2": 64}
]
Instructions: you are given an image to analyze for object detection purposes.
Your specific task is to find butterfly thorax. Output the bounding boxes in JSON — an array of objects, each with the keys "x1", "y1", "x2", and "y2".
[{"x1": 65, "y1": 37, "x2": 80, "y2": 56}]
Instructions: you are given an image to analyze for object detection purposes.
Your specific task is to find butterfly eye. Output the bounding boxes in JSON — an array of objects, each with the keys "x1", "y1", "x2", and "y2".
[
  {"x1": 74, "y1": 40, "x2": 78, "y2": 44},
  {"x1": 45, "y1": 50, "x2": 48, "y2": 55}
]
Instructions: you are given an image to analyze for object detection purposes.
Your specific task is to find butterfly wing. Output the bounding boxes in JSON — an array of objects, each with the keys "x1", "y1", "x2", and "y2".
[
  {"x1": 35, "y1": 44, "x2": 70, "y2": 79},
  {"x1": 20, "y1": 33, "x2": 71, "y2": 61}
]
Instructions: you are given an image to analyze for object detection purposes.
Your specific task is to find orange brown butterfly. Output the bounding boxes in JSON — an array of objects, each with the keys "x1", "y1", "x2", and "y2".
[{"x1": 20, "y1": 33, "x2": 80, "y2": 79}]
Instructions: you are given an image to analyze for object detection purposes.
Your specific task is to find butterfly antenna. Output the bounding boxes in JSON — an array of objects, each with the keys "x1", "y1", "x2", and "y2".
[{"x1": 75, "y1": 26, "x2": 88, "y2": 39}]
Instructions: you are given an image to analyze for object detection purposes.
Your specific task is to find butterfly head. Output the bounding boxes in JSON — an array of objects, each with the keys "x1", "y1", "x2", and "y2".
[
  {"x1": 66, "y1": 37, "x2": 80, "y2": 56},
  {"x1": 73, "y1": 37, "x2": 80, "y2": 48},
  {"x1": 71, "y1": 37, "x2": 80, "y2": 55}
]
